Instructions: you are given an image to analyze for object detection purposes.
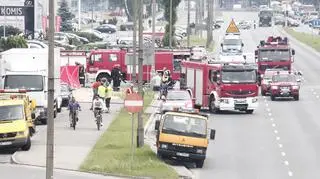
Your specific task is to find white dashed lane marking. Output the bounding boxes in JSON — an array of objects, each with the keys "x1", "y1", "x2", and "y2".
[{"x1": 288, "y1": 171, "x2": 293, "y2": 177}]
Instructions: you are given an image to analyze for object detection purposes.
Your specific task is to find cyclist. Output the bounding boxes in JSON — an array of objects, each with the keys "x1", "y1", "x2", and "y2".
[
  {"x1": 97, "y1": 78, "x2": 107, "y2": 109},
  {"x1": 68, "y1": 97, "x2": 81, "y2": 127},
  {"x1": 90, "y1": 79, "x2": 102, "y2": 110},
  {"x1": 92, "y1": 95, "x2": 105, "y2": 126}
]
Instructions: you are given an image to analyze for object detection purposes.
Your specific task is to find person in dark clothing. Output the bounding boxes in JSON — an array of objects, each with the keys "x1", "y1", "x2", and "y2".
[{"x1": 111, "y1": 64, "x2": 122, "y2": 91}]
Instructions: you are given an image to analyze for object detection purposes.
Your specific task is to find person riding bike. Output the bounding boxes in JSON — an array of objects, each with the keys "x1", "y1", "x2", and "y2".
[
  {"x1": 92, "y1": 94, "x2": 105, "y2": 126},
  {"x1": 253, "y1": 20, "x2": 256, "y2": 29},
  {"x1": 160, "y1": 80, "x2": 171, "y2": 98},
  {"x1": 90, "y1": 79, "x2": 102, "y2": 110},
  {"x1": 97, "y1": 78, "x2": 107, "y2": 111},
  {"x1": 68, "y1": 97, "x2": 81, "y2": 127}
]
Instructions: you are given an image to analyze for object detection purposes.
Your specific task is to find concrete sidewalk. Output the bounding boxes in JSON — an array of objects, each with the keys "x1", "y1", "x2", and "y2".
[{"x1": 12, "y1": 102, "x2": 123, "y2": 172}]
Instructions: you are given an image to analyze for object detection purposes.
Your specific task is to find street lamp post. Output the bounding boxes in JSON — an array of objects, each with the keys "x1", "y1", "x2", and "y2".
[{"x1": 78, "y1": 0, "x2": 81, "y2": 30}]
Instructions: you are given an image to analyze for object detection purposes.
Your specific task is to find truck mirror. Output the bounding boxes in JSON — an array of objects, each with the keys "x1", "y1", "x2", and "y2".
[
  {"x1": 292, "y1": 49, "x2": 295, "y2": 55},
  {"x1": 210, "y1": 129, "x2": 216, "y2": 140},
  {"x1": 155, "y1": 120, "x2": 160, "y2": 130},
  {"x1": 31, "y1": 113, "x2": 36, "y2": 119}
]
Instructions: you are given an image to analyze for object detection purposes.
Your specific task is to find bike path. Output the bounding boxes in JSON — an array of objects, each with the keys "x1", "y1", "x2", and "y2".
[{"x1": 13, "y1": 101, "x2": 123, "y2": 171}]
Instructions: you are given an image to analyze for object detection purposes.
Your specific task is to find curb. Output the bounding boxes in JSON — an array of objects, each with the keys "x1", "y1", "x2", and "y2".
[{"x1": 278, "y1": 27, "x2": 320, "y2": 58}]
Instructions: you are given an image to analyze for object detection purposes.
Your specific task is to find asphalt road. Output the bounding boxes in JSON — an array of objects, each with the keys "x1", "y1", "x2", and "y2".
[{"x1": 188, "y1": 11, "x2": 320, "y2": 179}]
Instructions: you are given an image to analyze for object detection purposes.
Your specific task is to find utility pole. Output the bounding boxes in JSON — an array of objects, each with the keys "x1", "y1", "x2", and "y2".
[
  {"x1": 78, "y1": 0, "x2": 81, "y2": 30},
  {"x1": 46, "y1": 0, "x2": 55, "y2": 177},
  {"x1": 195, "y1": 1, "x2": 199, "y2": 36},
  {"x1": 206, "y1": 0, "x2": 213, "y2": 49},
  {"x1": 132, "y1": 0, "x2": 137, "y2": 82},
  {"x1": 187, "y1": 0, "x2": 190, "y2": 47},
  {"x1": 169, "y1": 0, "x2": 173, "y2": 49},
  {"x1": 3, "y1": 5, "x2": 6, "y2": 38},
  {"x1": 137, "y1": 0, "x2": 144, "y2": 148},
  {"x1": 91, "y1": 2, "x2": 94, "y2": 30},
  {"x1": 151, "y1": 0, "x2": 156, "y2": 74}
]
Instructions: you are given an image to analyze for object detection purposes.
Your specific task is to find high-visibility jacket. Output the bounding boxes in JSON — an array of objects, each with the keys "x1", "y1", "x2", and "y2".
[
  {"x1": 106, "y1": 86, "x2": 113, "y2": 98},
  {"x1": 98, "y1": 85, "x2": 106, "y2": 98}
]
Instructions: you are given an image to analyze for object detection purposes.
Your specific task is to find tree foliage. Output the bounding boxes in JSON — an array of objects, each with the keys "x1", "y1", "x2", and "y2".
[
  {"x1": 0, "y1": 36, "x2": 27, "y2": 52},
  {"x1": 160, "y1": 0, "x2": 181, "y2": 47},
  {"x1": 57, "y1": 0, "x2": 75, "y2": 32},
  {"x1": 0, "y1": 26, "x2": 22, "y2": 37}
]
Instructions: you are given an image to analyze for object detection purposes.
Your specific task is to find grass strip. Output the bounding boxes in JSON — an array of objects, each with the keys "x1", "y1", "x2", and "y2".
[
  {"x1": 284, "y1": 28, "x2": 320, "y2": 52},
  {"x1": 80, "y1": 91, "x2": 178, "y2": 179}
]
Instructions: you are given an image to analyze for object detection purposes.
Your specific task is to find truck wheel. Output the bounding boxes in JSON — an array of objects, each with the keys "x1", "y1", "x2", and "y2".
[
  {"x1": 21, "y1": 136, "x2": 31, "y2": 151},
  {"x1": 57, "y1": 107, "x2": 62, "y2": 113},
  {"x1": 294, "y1": 95, "x2": 299, "y2": 101},
  {"x1": 209, "y1": 96, "x2": 220, "y2": 114},
  {"x1": 246, "y1": 110, "x2": 254, "y2": 114},
  {"x1": 271, "y1": 95, "x2": 276, "y2": 101},
  {"x1": 41, "y1": 118, "x2": 47, "y2": 125},
  {"x1": 195, "y1": 159, "x2": 204, "y2": 168}
]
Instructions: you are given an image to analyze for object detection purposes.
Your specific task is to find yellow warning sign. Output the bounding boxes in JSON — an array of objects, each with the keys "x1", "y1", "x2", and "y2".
[{"x1": 226, "y1": 19, "x2": 240, "y2": 33}]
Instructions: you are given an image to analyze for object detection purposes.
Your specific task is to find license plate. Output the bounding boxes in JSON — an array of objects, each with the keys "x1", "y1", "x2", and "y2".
[
  {"x1": 176, "y1": 152, "x2": 189, "y2": 157},
  {"x1": 0, "y1": 141, "x2": 12, "y2": 146},
  {"x1": 235, "y1": 100, "x2": 246, "y2": 103}
]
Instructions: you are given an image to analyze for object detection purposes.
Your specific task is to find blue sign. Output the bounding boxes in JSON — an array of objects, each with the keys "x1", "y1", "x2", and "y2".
[{"x1": 311, "y1": 19, "x2": 320, "y2": 28}]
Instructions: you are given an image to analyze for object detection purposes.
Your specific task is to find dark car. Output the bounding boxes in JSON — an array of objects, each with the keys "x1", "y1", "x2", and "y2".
[
  {"x1": 60, "y1": 84, "x2": 73, "y2": 107},
  {"x1": 95, "y1": 24, "x2": 117, "y2": 34}
]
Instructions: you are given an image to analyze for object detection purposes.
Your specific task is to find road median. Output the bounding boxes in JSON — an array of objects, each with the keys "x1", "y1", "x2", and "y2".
[{"x1": 80, "y1": 91, "x2": 178, "y2": 179}]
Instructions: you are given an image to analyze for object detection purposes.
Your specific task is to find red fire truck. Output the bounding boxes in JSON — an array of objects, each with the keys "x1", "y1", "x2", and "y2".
[
  {"x1": 86, "y1": 48, "x2": 190, "y2": 83},
  {"x1": 180, "y1": 61, "x2": 259, "y2": 114},
  {"x1": 255, "y1": 36, "x2": 295, "y2": 84}
]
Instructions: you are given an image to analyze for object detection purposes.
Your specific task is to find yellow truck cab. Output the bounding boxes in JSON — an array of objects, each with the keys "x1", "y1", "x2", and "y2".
[
  {"x1": 155, "y1": 108, "x2": 216, "y2": 168},
  {"x1": 0, "y1": 89, "x2": 37, "y2": 151}
]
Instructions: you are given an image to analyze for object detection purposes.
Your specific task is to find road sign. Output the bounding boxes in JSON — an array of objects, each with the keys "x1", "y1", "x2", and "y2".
[
  {"x1": 226, "y1": 19, "x2": 240, "y2": 33},
  {"x1": 124, "y1": 93, "x2": 143, "y2": 113}
]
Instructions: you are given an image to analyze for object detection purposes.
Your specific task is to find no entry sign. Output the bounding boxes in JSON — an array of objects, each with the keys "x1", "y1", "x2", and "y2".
[{"x1": 124, "y1": 93, "x2": 143, "y2": 113}]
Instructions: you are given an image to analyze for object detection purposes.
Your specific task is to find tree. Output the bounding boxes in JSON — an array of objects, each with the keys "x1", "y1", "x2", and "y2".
[
  {"x1": 0, "y1": 26, "x2": 22, "y2": 37},
  {"x1": 0, "y1": 36, "x2": 27, "y2": 52},
  {"x1": 57, "y1": 0, "x2": 75, "y2": 32},
  {"x1": 160, "y1": 0, "x2": 181, "y2": 47}
]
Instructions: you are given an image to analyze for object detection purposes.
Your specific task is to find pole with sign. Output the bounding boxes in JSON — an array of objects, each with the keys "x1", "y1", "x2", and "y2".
[{"x1": 124, "y1": 93, "x2": 143, "y2": 170}]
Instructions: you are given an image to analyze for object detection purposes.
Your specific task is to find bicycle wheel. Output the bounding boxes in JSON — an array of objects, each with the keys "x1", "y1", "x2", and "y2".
[
  {"x1": 96, "y1": 116, "x2": 101, "y2": 131},
  {"x1": 72, "y1": 112, "x2": 76, "y2": 130}
]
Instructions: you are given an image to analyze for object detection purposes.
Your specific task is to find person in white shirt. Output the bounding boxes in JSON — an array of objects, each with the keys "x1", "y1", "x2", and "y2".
[
  {"x1": 92, "y1": 95, "x2": 106, "y2": 126},
  {"x1": 151, "y1": 72, "x2": 162, "y2": 91}
]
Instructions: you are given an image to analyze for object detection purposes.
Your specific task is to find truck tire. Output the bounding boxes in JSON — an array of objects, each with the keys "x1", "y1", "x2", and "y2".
[
  {"x1": 41, "y1": 118, "x2": 47, "y2": 125},
  {"x1": 293, "y1": 95, "x2": 299, "y2": 101},
  {"x1": 261, "y1": 89, "x2": 266, "y2": 96},
  {"x1": 21, "y1": 136, "x2": 31, "y2": 151},
  {"x1": 271, "y1": 95, "x2": 276, "y2": 101},
  {"x1": 195, "y1": 159, "x2": 204, "y2": 168},
  {"x1": 209, "y1": 95, "x2": 220, "y2": 114},
  {"x1": 57, "y1": 107, "x2": 62, "y2": 113},
  {"x1": 246, "y1": 110, "x2": 254, "y2": 114}
]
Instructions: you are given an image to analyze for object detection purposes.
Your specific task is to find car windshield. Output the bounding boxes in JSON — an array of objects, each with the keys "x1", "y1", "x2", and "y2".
[
  {"x1": 4, "y1": 75, "x2": 43, "y2": 91},
  {"x1": 260, "y1": 11, "x2": 272, "y2": 16},
  {"x1": 0, "y1": 105, "x2": 24, "y2": 121},
  {"x1": 221, "y1": 70, "x2": 257, "y2": 83},
  {"x1": 166, "y1": 91, "x2": 191, "y2": 100},
  {"x1": 162, "y1": 114, "x2": 207, "y2": 138},
  {"x1": 223, "y1": 39, "x2": 242, "y2": 45},
  {"x1": 272, "y1": 74, "x2": 296, "y2": 82},
  {"x1": 259, "y1": 49, "x2": 290, "y2": 61}
]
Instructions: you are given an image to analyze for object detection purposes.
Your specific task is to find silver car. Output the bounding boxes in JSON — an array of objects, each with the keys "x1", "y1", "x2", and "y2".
[{"x1": 159, "y1": 90, "x2": 193, "y2": 112}]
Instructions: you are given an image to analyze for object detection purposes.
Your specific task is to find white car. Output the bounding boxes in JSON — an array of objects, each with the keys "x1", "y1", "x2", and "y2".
[{"x1": 191, "y1": 47, "x2": 207, "y2": 61}]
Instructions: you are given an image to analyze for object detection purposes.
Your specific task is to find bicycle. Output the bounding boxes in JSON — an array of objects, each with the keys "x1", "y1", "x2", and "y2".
[
  {"x1": 71, "y1": 110, "x2": 78, "y2": 130},
  {"x1": 94, "y1": 109, "x2": 103, "y2": 130}
]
